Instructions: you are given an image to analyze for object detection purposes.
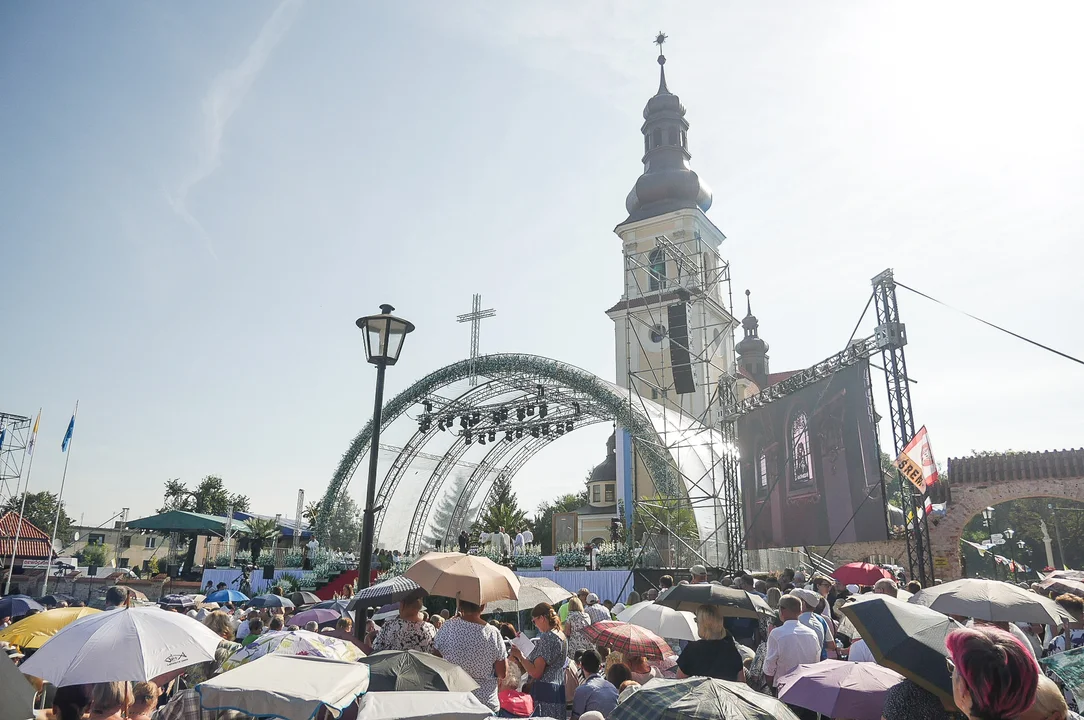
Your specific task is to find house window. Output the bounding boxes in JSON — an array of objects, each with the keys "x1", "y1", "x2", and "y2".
[
  {"x1": 88, "y1": 533, "x2": 106, "y2": 546},
  {"x1": 120, "y1": 535, "x2": 131, "y2": 549},
  {"x1": 592, "y1": 485, "x2": 601, "y2": 503},
  {"x1": 144, "y1": 537, "x2": 157, "y2": 549},
  {"x1": 604, "y1": 484, "x2": 615, "y2": 503},
  {"x1": 648, "y1": 248, "x2": 666, "y2": 291},
  {"x1": 757, "y1": 452, "x2": 769, "y2": 497},
  {"x1": 117, "y1": 557, "x2": 130, "y2": 568},
  {"x1": 791, "y1": 413, "x2": 814, "y2": 487}
]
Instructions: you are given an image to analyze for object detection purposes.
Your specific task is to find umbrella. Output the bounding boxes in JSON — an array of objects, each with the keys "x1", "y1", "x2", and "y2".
[
  {"x1": 159, "y1": 594, "x2": 198, "y2": 609},
  {"x1": 584, "y1": 621, "x2": 672, "y2": 660},
  {"x1": 317, "y1": 598, "x2": 353, "y2": 613},
  {"x1": 0, "y1": 607, "x2": 101, "y2": 650},
  {"x1": 112, "y1": 585, "x2": 148, "y2": 601},
  {"x1": 1040, "y1": 645, "x2": 1084, "y2": 702},
  {"x1": 1039, "y1": 576, "x2": 1084, "y2": 599},
  {"x1": 0, "y1": 595, "x2": 43, "y2": 619},
  {"x1": 617, "y1": 602, "x2": 699, "y2": 642},
  {"x1": 35, "y1": 594, "x2": 75, "y2": 607},
  {"x1": 655, "y1": 583, "x2": 772, "y2": 619},
  {"x1": 289, "y1": 591, "x2": 322, "y2": 607},
  {"x1": 204, "y1": 589, "x2": 249, "y2": 604},
  {"x1": 359, "y1": 650, "x2": 479, "y2": 692},
  {"x1": 1, "y1": 651, "x2": 35, "y2": 720},
  {"x1": 842, "y1": 593, "x2": 961, "y2": 708},
  {"x1": 777, "y1": 659, "x2": 903, "y2": 720},
  {"x1": 611, "y1": 676, "x2": 799, "y2": 720},
  {"x1": 18, "y1": 606, "x2": 222, "y2": 685},
  {"x1": 355, "y1": 691, "x2": 492, "y2": 720},
  {"x1": 910, "y1": 578, "x2": 1071, "y2": 625},
  {"x1": 197, "y1": 655, "x2": 369, "y2": 720},
  {"x1": 831, "y1": 562, "x2": 892, "y2": 586},
  {"x1": 221, "y1": 629, "x2": 365, "y2": 671},
  {"x1": 349, "y1": 576, "x2": 425, "y2": 611},
  {"x1": 404, "y1": 551, "x2": 519, "y2": 605},
  {"x1": 248, "y1": 594, "x2": 295, "y2": 609},
  {"x1": 483, "y1": 576, "x2": 572, "y2": 614},
  {"x1": 292, "y1": 608, "x2": 345, "y2": 627}
]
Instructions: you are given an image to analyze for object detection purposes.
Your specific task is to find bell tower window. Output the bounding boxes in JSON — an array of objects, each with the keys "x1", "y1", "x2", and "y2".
[
  {"x1": 648, "y1": 248, "x2": 666, "y2": 291},
  {"x1": 667, "y1": 128, "x2": 678, "y2": 145},
  {"x1": 651, "y1": 128, "x2": 663, "y2": 149}
]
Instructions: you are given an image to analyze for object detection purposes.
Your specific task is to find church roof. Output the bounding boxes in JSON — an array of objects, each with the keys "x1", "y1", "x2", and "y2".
[
  {"x1": 621, "y1": 36, "x2": 712, "y2": 226},
  {"x1": 574, "y1": 502, "x2": 618, "y2": 517},
  {"x1": 587, "y1": 432, "x2": 618, "y2": 484},
  {"x1": 0, "y1": 511, "x2": 55, "y2": 559}
]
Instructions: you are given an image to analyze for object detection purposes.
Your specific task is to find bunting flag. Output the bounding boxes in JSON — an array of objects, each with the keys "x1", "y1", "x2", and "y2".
[
  {"x1": 959, "y1": 540, "x2": 1032, "y2": 573},
  {"x1": 27, "y1": 411, "x2": 40, "y2": 456},
  {"x1": 896, "y1": 426, "x2": 939, "y2": 490},
  {"x1": 906, "y1": 495, "x2": 935, "y2": 528}
]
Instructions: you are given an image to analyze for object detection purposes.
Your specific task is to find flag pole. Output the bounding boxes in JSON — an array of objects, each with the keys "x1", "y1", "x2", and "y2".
[
  {"x1": 43, "y1": 401, "x2": 78, "y2": 595},
  {"x1": 5, "y1": 409, "x2": 41, "y2": 596}
]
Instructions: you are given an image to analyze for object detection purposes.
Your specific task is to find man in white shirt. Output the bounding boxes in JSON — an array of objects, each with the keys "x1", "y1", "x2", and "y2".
[
  {"x1": 764, "y1": 595, "x2": 821, "y2": 690},
  {"x1": 513, "y1": 531, "x2": 525, "y2": 557},
  {"x1": 792, "y1": 589, "x2": 836, "y2": 659},
  {"x1": 847, "y1": 637, "x2": 875, "y2": 662}
]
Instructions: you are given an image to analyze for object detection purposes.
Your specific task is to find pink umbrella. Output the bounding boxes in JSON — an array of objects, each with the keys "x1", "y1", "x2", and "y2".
[
  {"x1": 831, "y1": 562, "x2": 892, "y2": 586},
  {"x1": 778, "y1": 659, "x2": 903, "y2": 720},
  {"x1": 290, "y1": 608, "x2": 344, "y2": 627}
]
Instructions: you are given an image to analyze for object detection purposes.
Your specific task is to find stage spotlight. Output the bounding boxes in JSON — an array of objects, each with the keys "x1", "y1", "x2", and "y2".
[
  {"x1": 464, "y1": 431, "x2": 472, "y2": 444},
  {"x1": 479, "y1": 435, "x2": 487, "y2": 446},
  {"x1": 531, "y1": 427, "x2": 540, "y2": 438},
  {"x1": 537, "y1": 384, "x2": 545, "y2": 398},
  {"x1": 516, "y1": 428, "x2": 524, "y2": 439},
  {"x1": 500, "y1": 408, "x2": 509, "y2": 422},
  {"x1": 526, "y1": 405, "x2": 535, "y2": 417},
  {"x1": 420, "y1": 418, "x2": 432, "y2": 432},
  {"x1": 460, "y1": 416, "x2": 468, "y2": 429},
  {"x1": 539, "y1": 403, "x2": 548, "y2": 419},
  {"x1": 542, "y1": 423, "x2": 550, "y2": 435},
  {"x1": 471, "y1": 411, "x2": 481, "y2": 425},
  {"x1": 566, "y1": 420, "x2": 574, "y2": 432},
  {"x1": 517, "y1": 408, "x2": 526, "y2": 422},
  {"x1": 491, "y1": 411, "x2": 501, "y2": 424},
  {"x1": 573, "y1": 402, "x2": 581, "y2": 415},
  {"x1": 423, "y1": 401, "x2": 433, "y2": 413},
  {"x1": 488, "y1": 430, "x2": 496, "y2": 442},
  {"x1": 505, "y1": 432, "x2": 514, "y2": 442},
  {"x1": 556, "y1": 424, "x2": 565, "y2": 436},
  {"x1": 438, "y1": 419, "x2": 446, "y2": 432}
]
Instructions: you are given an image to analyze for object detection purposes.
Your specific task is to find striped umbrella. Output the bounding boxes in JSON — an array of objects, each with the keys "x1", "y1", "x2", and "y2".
[
  {"x1": 349, "y1": 575, "x2": 424, "y2": 610},
  {"x1": 583, "y1": 621, "x2": 671, "y2": 660}
]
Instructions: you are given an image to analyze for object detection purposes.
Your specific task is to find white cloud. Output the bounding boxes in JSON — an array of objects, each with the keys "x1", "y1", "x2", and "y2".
[{"x1": 168, "y1": 0, "x2": 305, "y2": 257}]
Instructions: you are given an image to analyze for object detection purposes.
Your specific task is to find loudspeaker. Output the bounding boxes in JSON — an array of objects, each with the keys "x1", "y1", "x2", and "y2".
[
  {"x1": 667, "y1": 303, "x2": 695, "y2": 394},
  {"x1": 262, "y1": 565, "x2": 275, "y2": 580},
  {"x1": 166, "y1": 563, "x2": 180, "y2": 578}
]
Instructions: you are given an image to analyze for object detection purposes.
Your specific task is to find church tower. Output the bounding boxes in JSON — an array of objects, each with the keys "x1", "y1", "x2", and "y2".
[
  {"x1": 606, "y1": 35, "x2": 736, "y2": 430},
  {"x1": 735, "y1": 289, "x2": 770, "y2": 388}
]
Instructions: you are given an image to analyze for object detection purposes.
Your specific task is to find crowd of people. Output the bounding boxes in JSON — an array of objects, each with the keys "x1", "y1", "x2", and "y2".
[{"x1": 4, "y1": 564, "x2": 1084, "y2": 720}]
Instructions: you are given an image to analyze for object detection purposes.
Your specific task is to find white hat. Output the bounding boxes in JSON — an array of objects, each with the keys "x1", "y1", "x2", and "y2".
[
  {"x1": 586, "y1": 593, "x2": 600, "y2": 605},
  {"x1": 612, "y1": 602, "x2": 626, "y2": 615},
  {"x1": 790, "y1": 588, "x2": 821, "y2": 608},
  {"x1": 846, "y1": 584, "x2": 860, "y2": 594}
]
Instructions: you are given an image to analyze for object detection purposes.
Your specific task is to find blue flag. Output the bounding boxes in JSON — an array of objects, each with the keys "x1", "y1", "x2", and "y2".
[
  {"x1": 0, "y1": 427, "x2": 6, "y2": 451},
  {"x1": 61, "y1": 415, "x2": 75, "y2": 452}
]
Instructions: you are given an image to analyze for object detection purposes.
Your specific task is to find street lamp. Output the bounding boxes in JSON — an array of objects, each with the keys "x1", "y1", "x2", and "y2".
[
  {"x1": 982, "y1": 507, "x2": 994, "y2": 525},
  {"x1": 981, "y1": 507, "x2": 996, "y2": 580},
  {"x1": 355, "y1": 305, "x2": 415, "y2": 612},
  {"x1": 1004, "y1": 528, "x2": 1016, "y2": 582}
]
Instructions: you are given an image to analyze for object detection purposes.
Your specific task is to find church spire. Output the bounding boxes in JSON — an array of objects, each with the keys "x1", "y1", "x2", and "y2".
[
  {"x1": 736, "y1": 289, "x2": 770, "y2": 386},
  {"x1": 622, "y1": 33, "x2": 713, "y2": 224}
]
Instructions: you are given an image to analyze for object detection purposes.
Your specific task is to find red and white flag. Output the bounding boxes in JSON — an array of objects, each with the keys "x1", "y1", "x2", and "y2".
[{"x1": 896, "y1": 426, "x2": 939, "y2": 491}]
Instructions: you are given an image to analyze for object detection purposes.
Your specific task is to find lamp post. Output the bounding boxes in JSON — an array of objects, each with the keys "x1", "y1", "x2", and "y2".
[
  {"x1": 1017, "y1": 539, "x2": 1028, "y2": 581},
  {"x1": 1004, "y1": 528, "x2": 1016, "y2": 583},
  {"x1": 354, "y1": 305, "x2": 415, "y2": 629},
  {"x1": 981, "y1": 507, "x2": 996, "y2": 580}
]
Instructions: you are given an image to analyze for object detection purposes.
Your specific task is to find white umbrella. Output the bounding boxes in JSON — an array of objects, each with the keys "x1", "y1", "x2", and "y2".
[
  {"x1": 356, "y1": 691, "x2": 492, "y2": 720},
  {"x1": 909, "y1": 578, "x2": 1072, "y2": 625},
  {"x1": 19, "y1": 606, "x2": 222, "y2": 686},
  {"x1": 484, "y1": 577, "x2": 572, "y2": 614},
  {"x1": 617, "y1": 601, "x2": 700, "y2": 641},
  {"x1": 198, "y1": 655, "x2": 369, "y2": 720}
]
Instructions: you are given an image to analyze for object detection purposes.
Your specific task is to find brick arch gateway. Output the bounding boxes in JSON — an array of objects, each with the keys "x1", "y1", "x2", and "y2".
[{"x1": 821, "y1": 449, "x2": 1084, "y2": 581}]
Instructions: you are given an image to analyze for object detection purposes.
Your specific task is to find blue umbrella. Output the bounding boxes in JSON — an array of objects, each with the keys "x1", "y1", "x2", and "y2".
[
  {"x1": 205, "y1": 589, "x2": 249, "y2": 604},
  {"x1": 0, "y1": 594, "x2": 44, "y2": 619},
  {"x1": 248, "y1": 594, "x2": 294, "y2": 609},
  {"x1": 314, "y1": 598, "x2": 350, "y2": 613}
]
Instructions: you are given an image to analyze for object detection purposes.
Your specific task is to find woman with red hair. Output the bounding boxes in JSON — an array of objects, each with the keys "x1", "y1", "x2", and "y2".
[{"x1": 945, "y1": 626, "x2": 1039, "y2": 720}]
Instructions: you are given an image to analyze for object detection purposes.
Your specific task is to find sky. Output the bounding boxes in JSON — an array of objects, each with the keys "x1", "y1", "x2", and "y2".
[{"x1": 2, "y1": 2, "x2": 1083, "y2": 539}]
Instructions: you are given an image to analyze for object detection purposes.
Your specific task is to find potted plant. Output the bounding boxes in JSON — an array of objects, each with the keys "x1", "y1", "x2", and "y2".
[{"x1": 555, "y1": 544, "x2": 587, "y2": 570}]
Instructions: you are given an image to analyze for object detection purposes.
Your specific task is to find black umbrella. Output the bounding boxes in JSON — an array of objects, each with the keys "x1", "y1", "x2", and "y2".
[
  {"x1": 611, "y1": 676, "x2": 799, "y2": 720},
  {"x1": 288, "y1": 591, "x2": 321, "y2": 607},
  {"x1": 36, "y1": 594, "x2": 75, "y2": 607},
  {"x1": 841, "y1": 594, "x2": 962, "y2": 710},
  {"x1": 348, "y1": 575, "x2": 424, "y2": 611},
  {"x1": 359, "y1": 650, "x2": 479, "y2": 692},
  {"x1": 655, "y1": 584, "x2": 772, "y2": 619}
]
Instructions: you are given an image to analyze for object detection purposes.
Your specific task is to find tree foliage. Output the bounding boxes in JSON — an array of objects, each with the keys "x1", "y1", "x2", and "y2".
[
  {"x1": 1, "y1": 491, "x2": 74, "y2": 544},
  {"x1": 324, "y1": 496, "x2": 363, "y2": 553},
  {"x1": 473, "y1": 476, "x2": 531, "y2": 539},
  {"x1": 244, "y1": 517, "x2": 280, "y2": 566},
  {"x1": 302, "y1": 501, "x2": 321, "y2": 525},
  {"x1": 533, "y1": 490, "x2": 589, "y2": 555},
  {"x1": 79, "y1": 542, "x2": 110, "y2": 567},
  {"x1": 960, "y1": 496, "x2": 1084, "y2": 578},
  {"x1": 423, "y1": 475, "x2": 475, "y2": 551},
  {"x1": 158, "y1": 476, "x2": 250, "y2": 573}
]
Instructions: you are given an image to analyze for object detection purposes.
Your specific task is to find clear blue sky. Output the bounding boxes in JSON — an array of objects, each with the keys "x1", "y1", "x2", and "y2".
[{"x1": 3, "y1": 2, "x2": 1082, "y2": 535}]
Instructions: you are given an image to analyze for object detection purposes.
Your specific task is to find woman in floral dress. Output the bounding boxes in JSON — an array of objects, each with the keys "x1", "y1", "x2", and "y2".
[
  {"x1": 510, "y1": 602, "x2": 568, "y2": 718},
  {"x1": 371, "y1": 591, "x2": 436, "y2": 653},
  {"x1": 564, "y1": 596, "x2": 593, "y2": 659}
]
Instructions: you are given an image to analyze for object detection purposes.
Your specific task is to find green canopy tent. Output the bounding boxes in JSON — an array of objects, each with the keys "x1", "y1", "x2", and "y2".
[{"x1": 126, "y1": 510, "x2": 250, "y2": 575}]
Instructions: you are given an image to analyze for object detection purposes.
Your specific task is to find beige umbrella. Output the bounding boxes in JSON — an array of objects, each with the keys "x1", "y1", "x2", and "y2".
[
  {"x1": 404, "y1": 552, "x2": 520, "y2": 605},
  {"x1": 910, "y1": 578, "x2": 1071, "y2": 625},
  {"x1": 484, "y1": 576, "x2": 571, "y2": 614}
]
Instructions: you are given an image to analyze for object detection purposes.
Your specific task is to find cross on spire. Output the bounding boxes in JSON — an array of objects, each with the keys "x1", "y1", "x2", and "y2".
[{"x1": 456, "y1": 294, "x2": 496, "y2": 386}]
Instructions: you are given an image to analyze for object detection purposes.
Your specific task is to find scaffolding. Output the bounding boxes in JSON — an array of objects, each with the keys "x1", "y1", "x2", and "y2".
[
  {"x1": 0, "y1": 412, "x2": 32, "y2": 505},
  {"x1": 616, "y1": 229, "x2": 744, "y2": 570}
]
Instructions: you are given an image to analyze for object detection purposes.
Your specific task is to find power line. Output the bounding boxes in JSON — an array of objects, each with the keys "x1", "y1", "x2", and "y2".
[{"x1": 895, "y1": 281, "x2": 1084, "y2": 367}]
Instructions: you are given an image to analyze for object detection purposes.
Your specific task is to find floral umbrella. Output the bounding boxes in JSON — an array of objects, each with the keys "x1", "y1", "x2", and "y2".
[{"x1": 221, "y1": 629, "x2": 365, "y2": 671}]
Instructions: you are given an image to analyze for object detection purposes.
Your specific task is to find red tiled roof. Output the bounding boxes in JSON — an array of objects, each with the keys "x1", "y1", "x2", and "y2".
[
  {"x1": 947, "y1": 449, "x2": 1084, "y2": 485},
  {"x1": 0, "y1": 511, "x2": 55, "y2": 559},
  {"x1": 765, "y1": 370, "x2": 801, "y2": 386}
]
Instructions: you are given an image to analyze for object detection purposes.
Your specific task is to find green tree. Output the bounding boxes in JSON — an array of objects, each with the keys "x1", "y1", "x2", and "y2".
[
  {"x1": 159, "y1": 476, "x2": 250, "y2": 573},
  {"x1": 244, "y1": 517, "x2": 280, "y2": 566},
  {"x1": 79, "y1": 542, "x2": 110, "y2": 567},
  {"x1": 0, "y1": 491, "x2": 75, "y2": 544},
  {"x1": 533, "y1": 490, "x2": 589, "y2": 555},
  {"x1": 302, "y1": 501, "x2": 321, "y2": 525},
  {"x1": 473, "y1": 476, "x2": 531, "y2": 539},
  {"x1": 423, "y1": 475, "x2": 472, "y2": 551},
  {"x1": 324, "y1": 496, "x2": 363, "y2": 553}
]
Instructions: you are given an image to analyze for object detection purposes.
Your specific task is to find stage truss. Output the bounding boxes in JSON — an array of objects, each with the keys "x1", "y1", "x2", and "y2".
[{"x1": 0, "y1": 412, "x2": 31, "y2": 505}]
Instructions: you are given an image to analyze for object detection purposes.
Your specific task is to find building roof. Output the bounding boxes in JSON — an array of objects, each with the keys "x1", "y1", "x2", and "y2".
[
  {"x1": 126, "y1": 509, "x2": 249, "y2": 534},
  {"x1": 0, "y1": 511, "x2": 55, "y2": 559},
  {"x1": 574, "y1": 503, "x2": 619, "y2": 517},
  {"x1": 947, "y1": 449, "x2": 1084, "y2": 485}
]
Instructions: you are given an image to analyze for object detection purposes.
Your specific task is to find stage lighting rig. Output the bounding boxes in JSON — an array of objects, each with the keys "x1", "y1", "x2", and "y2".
[
  {"x1": 539, "y1": 402, "x2": 548, "y2": 419},
  {"x1": 517, "y1": 408, "x2": 526, "y2": 422},
  {"x1": 423, "y1": 400, "x2": 433, "y2": 413}
]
